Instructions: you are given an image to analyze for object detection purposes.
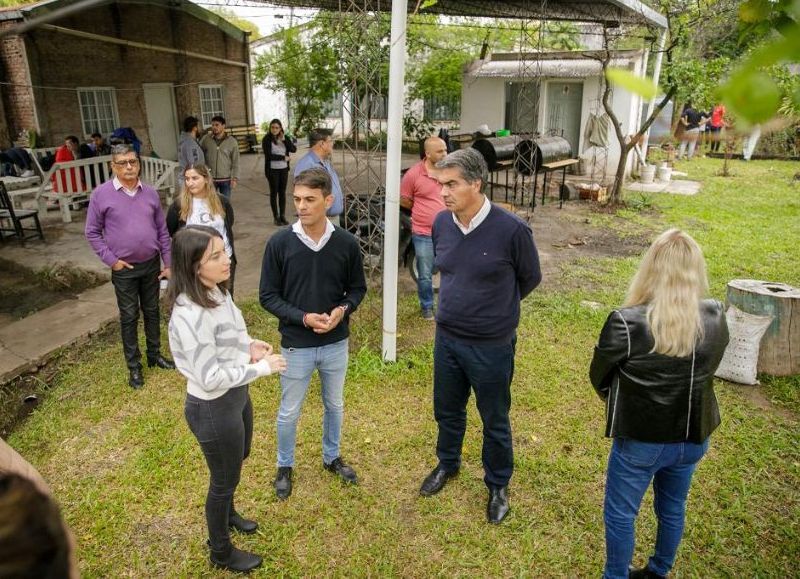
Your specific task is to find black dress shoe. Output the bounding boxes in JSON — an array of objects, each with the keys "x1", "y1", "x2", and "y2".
[
  {"x1": 229, "y1": 511, "x2": 258, "y2": 534},
  {"x1": 279, "y1": 217, "x2": 290, "y2": 225},
  {"x1": 487, "y1": 486, "x2": 509, "y2": 524},
  {"x1": 323, "y1": 457, "x2": 358, "y2": 484},
  {"x1": 629, "y1": 567, "x2": 666, "y2": 579},
  {"x1": 147, "y1": 355, "x2": 176, "y2": 370},
  {"x1": 208, "y1": 541, "x2": 262, "y2": 573},
  {"x1": 274, "y1": 467, "x2": 292, "y2": 500},
  {"x1": 128, "y1": 367, "x2": 144, "y2": 389},
  {"x1": 419, "y1": 465, "x2": 458, "y2": 497}
]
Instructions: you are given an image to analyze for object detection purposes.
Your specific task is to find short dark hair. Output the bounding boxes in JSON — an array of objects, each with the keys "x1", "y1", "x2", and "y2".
[
  {"x1": 293, "y1": 167, "x2": 332, "y2": 197},
  {"x1": 308, "y1": 127, "x2": 333, "y2": 148},
  {"x1": 211, "y1": 115, "x2": 226, "y2": 125},
  {"x1": 166, "y1": 226, "x2": 228, "y2": 311},
  {"x1": 90, "y1": 132, "x2": 102, "y2": 140},
  {"x1": 183, "y1": 116, "x2": 200, "y2": 133},
  {"x1": 0, "y1": 474, "x2": 72, "y2": 577},
  {"x1": 65, "y1": 135, "x2": 79, "y2": 146}
]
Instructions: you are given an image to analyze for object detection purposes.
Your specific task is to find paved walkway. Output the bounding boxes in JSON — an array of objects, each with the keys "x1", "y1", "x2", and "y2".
[
  {"x1": 0, "y1": 148, "x2": 421, "y2": 383},
  {"x1": 625, "y1": 177, "x2": 702, "y2": 196}
]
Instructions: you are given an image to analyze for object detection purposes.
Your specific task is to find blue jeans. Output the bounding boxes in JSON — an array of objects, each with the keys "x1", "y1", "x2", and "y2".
[
  {"x1": 214, "y1": 179, "x2": 232, "y2": 199},
  {"x1": 433, "y1": 333, "x2": 516, "y2": 488},
  {"x1": 603, "y1": 437, "x2": 710, "y2": 579},
  {"x1": 412, "y1": 234, "x2": 435, "y2": 311},
  {"x1": 277, "y1": 339, "x2": 349, "y2": 467}
]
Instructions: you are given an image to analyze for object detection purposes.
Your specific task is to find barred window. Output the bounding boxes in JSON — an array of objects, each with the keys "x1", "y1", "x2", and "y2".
[
  {"x1": 423, "y1": 95, "x2": 461, "y2": 122},
  {"x1": 199, "y1": 85, "x2": 225, "y2": 127},
  {"x1": 77, "y1": 88, "x2": 119, "y2": 136}
]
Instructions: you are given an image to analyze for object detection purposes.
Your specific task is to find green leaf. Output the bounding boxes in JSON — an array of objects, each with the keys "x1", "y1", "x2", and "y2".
[
  {"x1": 718, "y1": 71, "x2": 782, "y2": 124},
  {"x1": 739, "y1": 0, "x2": 773, "y2": 23},
  {"x1": 605, "y1": 68, "x2": 657, "y2": 99},
  {"x1": 420, "y1": 0, "x2": 439, "y2": 8}
]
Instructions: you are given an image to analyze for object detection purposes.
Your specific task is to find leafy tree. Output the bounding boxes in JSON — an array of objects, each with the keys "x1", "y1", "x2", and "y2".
[
  {"x1": 253, "y1": 25, "x2": 338, "y2": 136},
  {"x1": 209, "y1": 7, "x2": 260, "y2": 40},
  {"x1": 254, "y1": 13, "x2": 582, "y2": 137}
]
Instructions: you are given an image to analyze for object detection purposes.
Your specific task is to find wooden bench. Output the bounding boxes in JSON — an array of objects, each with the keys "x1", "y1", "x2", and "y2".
[
  {"x1": 227, "y1": 125, "x2": 258, "y2": 154},
  {"x1": 534, "y1": 158, "x2": 580, "y2": 209},
  {"x1": 10, "y1": 148, "x2": 178, "y2": 223}
]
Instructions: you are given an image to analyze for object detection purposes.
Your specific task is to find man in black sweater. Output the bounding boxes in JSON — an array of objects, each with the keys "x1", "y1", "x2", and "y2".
[
  {"x1": 260, "y1": 168, "x2": 367, "y2": 500},
  {"x1": 418, "y1": 148, "x2": 541, "y2": 524}
]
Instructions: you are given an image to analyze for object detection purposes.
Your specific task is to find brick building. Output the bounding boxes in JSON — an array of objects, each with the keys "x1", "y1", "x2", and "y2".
[{"x1": 0, "y1": 0, "x2": 254, "y2": 159}]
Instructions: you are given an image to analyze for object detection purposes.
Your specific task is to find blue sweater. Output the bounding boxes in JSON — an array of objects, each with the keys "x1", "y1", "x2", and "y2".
[{"x1": 432, "y1": 204, "x2": 541, "y2": 344}]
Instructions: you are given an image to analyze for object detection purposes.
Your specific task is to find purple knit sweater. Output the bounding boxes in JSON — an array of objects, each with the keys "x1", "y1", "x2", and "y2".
[{"x1": 85, "y1": 179, "x2": 172, "y2": 268}]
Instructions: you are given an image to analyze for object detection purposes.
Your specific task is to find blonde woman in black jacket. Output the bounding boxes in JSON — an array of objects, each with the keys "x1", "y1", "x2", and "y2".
[
  {"x1": 166, "y1": 164, "x2": 237, "y2": 295},
  {"x1": 590, "y1": 229, "x2": 729, "y2": 579}
]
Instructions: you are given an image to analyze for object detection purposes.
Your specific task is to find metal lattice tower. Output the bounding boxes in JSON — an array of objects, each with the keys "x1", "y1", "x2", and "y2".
[
  {"x1": 511, "y1": 0, "x2": 547, "y2": 220},
  {"x1": 329, "y1": 2, "x2": 389, "y2": 330}
]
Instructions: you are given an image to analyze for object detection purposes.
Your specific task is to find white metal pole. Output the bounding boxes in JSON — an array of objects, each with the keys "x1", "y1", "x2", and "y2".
[
  {"x1": 642, "y1": 28, "x2": 667, "y2": 155},
  {"x1": 381, "y1": 0, "x2": 408, "y2": 362}
]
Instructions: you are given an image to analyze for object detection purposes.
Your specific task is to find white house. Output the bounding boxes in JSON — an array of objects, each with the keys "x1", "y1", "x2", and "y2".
[{"x1": 460, "y1": 49, "x2": 648, "y2": 177}]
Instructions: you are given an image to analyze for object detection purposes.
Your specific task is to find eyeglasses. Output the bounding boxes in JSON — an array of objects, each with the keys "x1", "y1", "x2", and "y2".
[{"x1": 112, "y1": 159, "x2": 140, "y2": 167}]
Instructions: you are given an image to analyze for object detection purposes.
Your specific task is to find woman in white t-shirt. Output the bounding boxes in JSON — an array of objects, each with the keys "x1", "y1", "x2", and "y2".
[{"x1": 167, "y1": 164, "x2": 238, "y2": 295}]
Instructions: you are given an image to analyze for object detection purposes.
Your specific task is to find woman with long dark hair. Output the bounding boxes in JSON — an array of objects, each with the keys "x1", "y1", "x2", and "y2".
[
  {"x1": 167, "y1": 226, "x2": 285, "y2": 573},
  {"x1": 262, "y1": 118, "x2": 296, "y2": 225},
  {"x1": 590, "y1": 229, "x2": 729, "y2": 579},
  {"x1": 166, "y1": 164, "x2": 237, "y2": 296}
]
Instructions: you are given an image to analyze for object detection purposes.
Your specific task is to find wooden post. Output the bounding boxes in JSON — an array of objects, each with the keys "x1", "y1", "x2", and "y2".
[{"x1": 726, "y1": 279, "x2": 800, "y2": 376}]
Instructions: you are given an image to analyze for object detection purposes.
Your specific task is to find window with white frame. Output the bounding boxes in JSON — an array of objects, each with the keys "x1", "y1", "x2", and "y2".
[
  {"x1": 77, "y1": 88, "x2": 119, "y2": 136},
  {"x1": 199, "y1": 85, "x2": 225, "y2": 127}
]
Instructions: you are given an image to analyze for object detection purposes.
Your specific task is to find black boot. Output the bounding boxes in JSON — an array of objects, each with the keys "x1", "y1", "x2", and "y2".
[
  {"x1": 208, "y1": 541, "x2": 262, "y2": 573},
  {"x1": 229, "y1": 499, "x2": 258, "y2": 534},
  {"x1": 629, "y1": 567, "x2": 666, "y2": 579}
]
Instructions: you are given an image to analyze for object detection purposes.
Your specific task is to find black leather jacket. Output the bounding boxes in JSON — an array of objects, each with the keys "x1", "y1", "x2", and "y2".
[{"x1": 589, "y1": 300, "x2": 729, "y2": 443}]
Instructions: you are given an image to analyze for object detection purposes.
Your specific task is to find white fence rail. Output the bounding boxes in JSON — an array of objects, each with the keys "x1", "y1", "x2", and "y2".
[{"x1": 10, "y1": 149, "x2": 178, "y2": 223}]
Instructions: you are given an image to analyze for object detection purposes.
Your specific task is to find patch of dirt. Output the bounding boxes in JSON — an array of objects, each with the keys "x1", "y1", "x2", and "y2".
[
  {"x1": 0, "y1": 323, "x2": 118, "y2": 438},
  {"x1": 726, "y1": 382, "x2": 797, "y2": 422},
  {"x1": 0, "y1": 257, "x2": 106, "y2": 320},
  {"x1": 524, "y1": 202, "x2": 655, "y2": 290}
]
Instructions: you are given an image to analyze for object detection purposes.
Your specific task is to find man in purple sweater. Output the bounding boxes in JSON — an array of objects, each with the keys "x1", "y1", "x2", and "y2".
[
  {"x1": 85, "y1": 144, "x2": 175, "y2": 389},
  {"x1": 418, "y1": 148, "x2": 541, "y2": 524}
]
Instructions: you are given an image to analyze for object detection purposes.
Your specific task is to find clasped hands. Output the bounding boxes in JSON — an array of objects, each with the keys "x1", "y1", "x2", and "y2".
[
  {"x1": 304, "y1": 307, "x2": 345, "y2": 334},
  {"x1": 249, "y1": 340, "x2": 287, "y2": 374}
]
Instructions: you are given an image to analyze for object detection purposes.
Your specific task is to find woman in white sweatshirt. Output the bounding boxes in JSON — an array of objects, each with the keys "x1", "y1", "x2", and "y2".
[{"x1": 167, "y1": 225, "x2": 285, "y2": 573}]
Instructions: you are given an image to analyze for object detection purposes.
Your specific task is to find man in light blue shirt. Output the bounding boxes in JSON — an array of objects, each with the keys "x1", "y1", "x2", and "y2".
[{"x1": 293, "y1": 128, "x2": 343, "y2": 217}]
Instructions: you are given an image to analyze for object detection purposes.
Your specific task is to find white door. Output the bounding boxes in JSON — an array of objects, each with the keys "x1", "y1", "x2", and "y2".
[
  {"x1": 143, "y1": 84, "x2": 178, "y2": 160},
  {"x1": 545, "y1": 81, "x2": 584, "y2": 154}
]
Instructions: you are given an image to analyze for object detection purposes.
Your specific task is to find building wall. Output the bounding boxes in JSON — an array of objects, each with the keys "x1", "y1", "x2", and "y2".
[
  {"x1": 2, "y1": 2, "x2": 249, "y2": 153},
  {"x1": 251, "y1": 40, "x2": 289, "y2": 135},
  {"x1": 0, "y1": 23, "x2": 37, "y2": 147},
  {"x1": 459, "y1": 77, "x2": 506, "y2": 135},
  {"x1": 460, "y1": 69, "x2": 644, "y2": 180}
]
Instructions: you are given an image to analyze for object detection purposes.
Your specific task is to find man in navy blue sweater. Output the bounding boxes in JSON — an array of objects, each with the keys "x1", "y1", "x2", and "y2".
[{"x1": 418, "y1": 148, "x2": 541, "y2": 524}]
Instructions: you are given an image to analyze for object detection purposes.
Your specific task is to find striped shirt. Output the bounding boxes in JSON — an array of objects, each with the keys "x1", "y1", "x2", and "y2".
[{"x1": 168, "y1": 289, "x2": 273, "y2": 400}]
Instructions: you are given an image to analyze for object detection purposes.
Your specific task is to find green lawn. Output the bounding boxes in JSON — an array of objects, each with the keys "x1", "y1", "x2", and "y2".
[{"x1": 9, "y1": 158, "x2": 799, "y2": 577}]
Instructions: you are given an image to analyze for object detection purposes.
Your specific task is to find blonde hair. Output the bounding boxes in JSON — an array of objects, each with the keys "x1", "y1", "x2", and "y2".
[
  {"x1": 624, "y1": 229, "x2": 709, "y2": 357},
  {"x1": 179, "y1": 164, "x2": 225, "y2": 222}
]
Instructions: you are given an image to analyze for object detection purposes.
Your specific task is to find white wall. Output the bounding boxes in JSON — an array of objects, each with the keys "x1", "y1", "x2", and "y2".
[
  {"x1": 460, "y1": 77, "x2": 506, "y2": 134},
  {"x1": 251, "y1": 40, "x2": 289, "y2": 134},
  {"x1": 461, "y1": 69, "x2": 644, "y2": 180}
]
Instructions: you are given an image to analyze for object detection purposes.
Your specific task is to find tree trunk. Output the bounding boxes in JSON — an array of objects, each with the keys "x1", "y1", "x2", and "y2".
[
  {"x1": 727, "y1": 279, "x2": 800, "y2": 376},
  {"x1": 609, "y1": 144, "x2": 632, "y2": 202}
]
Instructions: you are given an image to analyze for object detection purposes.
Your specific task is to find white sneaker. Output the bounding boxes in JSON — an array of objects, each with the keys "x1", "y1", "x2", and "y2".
[{"x1": 20, "y1": 169, "x2": 35, "y2": 177}]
